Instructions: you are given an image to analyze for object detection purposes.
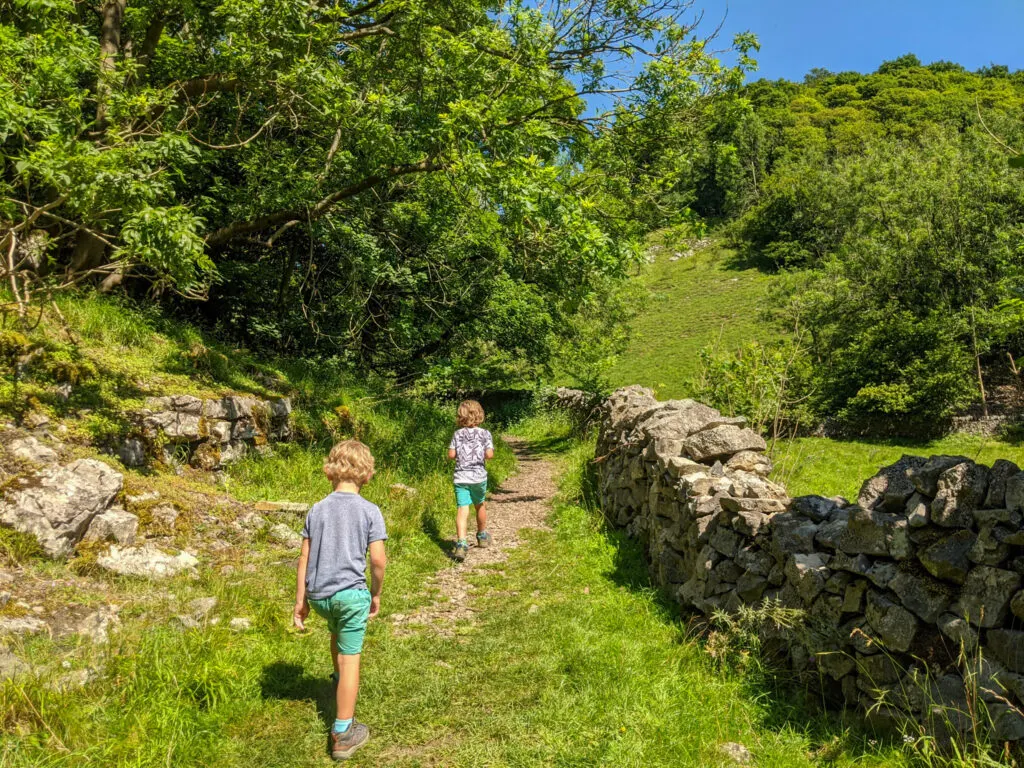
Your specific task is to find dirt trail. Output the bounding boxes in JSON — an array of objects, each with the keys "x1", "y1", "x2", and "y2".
[{"x1": 391, "y1": 437, "x2": 557, "y2": 637}]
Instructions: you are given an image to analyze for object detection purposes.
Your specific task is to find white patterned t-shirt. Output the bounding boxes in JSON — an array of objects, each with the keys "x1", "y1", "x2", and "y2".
[{"x1": 449, "y1": 427, "x2": 493, "y2": 485}]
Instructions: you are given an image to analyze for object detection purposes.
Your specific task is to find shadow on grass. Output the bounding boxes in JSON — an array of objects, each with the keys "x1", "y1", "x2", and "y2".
[
  {"x1": 421, "y1": 512, "x2": 458, "y2": 560},
  {"x1": 260, "y1": 661, "x2": 335, "y2": 731}
]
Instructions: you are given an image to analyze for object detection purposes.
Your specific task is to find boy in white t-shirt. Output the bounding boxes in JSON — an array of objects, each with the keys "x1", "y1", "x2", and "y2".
[{"x1": 447, "y1": 399, "x2": 494, "y2": 561}]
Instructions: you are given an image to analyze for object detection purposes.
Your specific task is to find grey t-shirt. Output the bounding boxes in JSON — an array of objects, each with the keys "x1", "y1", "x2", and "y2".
[
  {"x1": 450, "y1": 427, "x2": 493, "y2": 485},
  {"x1": 301, "y1": 492, "x2": 387, "y2": 599}
]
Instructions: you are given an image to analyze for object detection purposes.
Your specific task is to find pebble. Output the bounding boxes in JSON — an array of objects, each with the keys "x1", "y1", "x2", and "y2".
[{"x1": 229, "y1": 617, "x2": 252, "y2": 631}]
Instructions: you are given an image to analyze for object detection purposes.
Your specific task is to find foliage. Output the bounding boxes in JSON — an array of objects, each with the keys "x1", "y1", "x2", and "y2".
[{"x1": 0, "y1": 0, "x2": 751, "y2": 388}]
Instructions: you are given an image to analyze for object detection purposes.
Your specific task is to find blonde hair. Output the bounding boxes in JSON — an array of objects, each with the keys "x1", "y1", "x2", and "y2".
[
  {"x1": 456, "y1": 399, "x2": 485, "y2": 428},
  {"x1": 323, "y1": 440, "x2": 375, "y2": 486}
]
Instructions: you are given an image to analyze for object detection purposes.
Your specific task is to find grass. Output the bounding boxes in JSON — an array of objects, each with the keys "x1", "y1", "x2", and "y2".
[
  {"x1": 772, "y1": 434, "x2": 1024, "y2": 499},
  {"x1": 610, "y1": 236, "x2": 781, "y2": 399}
]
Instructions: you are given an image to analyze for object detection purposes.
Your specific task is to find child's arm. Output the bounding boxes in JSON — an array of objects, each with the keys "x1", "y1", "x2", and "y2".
[
  {"x1": 293, "y1": 537, "x2": 311, "y2": 629},
  {"x1": 368, "y1": 539, "x2": 387, "y2": 619},
  {"x1": 448, "y1": 448, "x2": 457, "y2": 459},
  {"x1": 484, "y1": 430, "x2": 494, "y2": 461}
]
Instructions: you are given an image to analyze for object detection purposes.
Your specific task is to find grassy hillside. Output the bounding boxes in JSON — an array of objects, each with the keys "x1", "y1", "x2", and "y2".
[{"x1": 610, "y1": 237, "x2": 780, "y2": 399}]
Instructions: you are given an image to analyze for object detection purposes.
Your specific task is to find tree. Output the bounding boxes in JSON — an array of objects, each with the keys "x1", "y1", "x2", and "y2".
[{"x1": 1, "y1": 0, "x2": 744, "y2": 380}]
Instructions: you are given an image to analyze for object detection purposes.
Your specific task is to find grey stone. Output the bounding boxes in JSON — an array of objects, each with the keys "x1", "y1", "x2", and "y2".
[
  {"x1": 0, "y1": 458, "x2": 123, "y2": 558},
  {"x1": 189, "y1": 597, "x2": 218, "y2": 621},
  {"x1": 951, "y1": 566, "x2": 1021, "y2": 627},
  {"x1": 1012, "y1": 590, "x2": 1024, "y2": 621},
  {"x1": 75, "y1": 607, "x2": 119, "y2": 643},
  {"x1": 985, "y1": 459, "x2": 1021, "y2": 509},
  {"x1": 865, "y1": 592, "x2": 917, "y2": 653},
  {"x1": 988, "y1": 629, "x2": 1024, "y2": 673},
  {"x1": 719, "y1": 742, "x2": 753, "y2": 766},
  {"x1": 829, "y1": 551, "x2": 873, "y2": 577},
  {"x1": 974, "y1": 507, "x2": 1022, "y2": 527},
  {"x1": 836, "y1": 505, "x2": 910, "y2": 560},
  {"x1": 905, "y1": 492, "x2": 930, "y2": 528},
  {"x1": 735, "y1": 572, "x2": 768, "y2": 602},
  {"x1": 9, "y1": 436, "x2": 58, "y2": 465},
  {"x1": 709, "y1": 527, "x2": 739, "y2": 558},
  {"x1": 937, "y1": 613, "x2": 978, "y2": 652},
  {"x1": 725, "y1": 451, "x2": 773, "y2": 476},
  {"x1": 269, "y1": 398, "x2": 292, "y2": 419},
  {"x1": 83, "y1": 507, "x2": 139, "y2": 546},
  {"x1": 730, "y1": 508, "x2": 770, "y2": 537},
  {"x1": 118, "y1": 438, "x2": 147, "y2": 468},
  {"x1": 149, "y1": 503, "x2": 179, "y2": 529},
  {"x1": 792, "y1": 495, "x2": 838, "y2": 523},
  {"x1": 931, "y1": 462, "x2": 989, "y2": 528},
  {"x1": 842, "y1": 580, "x2": 868, "y2": 613},
  {"x1": 888, "y1": 570, "x2": 952, "y2": 623},
  {"x1": 785, "y1": 553, "x2": 830, "y2": 603},
  {"x1": 208, "y1": 421, "x2": 233, "y2": 444},
  {"x1": 969, "y1": 526, "x2": 1011, "y2": 566},
  {"x1": 1007, "y1": 471, "x2": 1024, "y2": 514},
  {"x1": 97, "y1": 545, "x2": 198, "y2": 579},
  {"x1": 269, "y1": 523, "x2": 303, "y2": 548},
  {"x1": 918, "y1": 530, "x2": 975, "y2": 584},
  {"x1": 735, "y1": 546, "x2": 773, "y2": 577},
  {"x1": 858, "y1": 455, "x2": 926, "y2": 512},
  {"x1": 681, "y1": 425, "x2": 767, "y2": 463},
  {"x1": 142, "y1": 410, "x2": 202, "y2": 441},
  {"x1": 815, "y1": 508, "x2": 850, "y2": 550},
  {"x1": 229, "y1": 617, "x2": 252, "y2": 632},
  {"x1": 817, "y1": 650, "x2": 856, "y2": 680},
  {"x1": 771, "y1": 511, "x2": 819, "y2": 557},
  {"x1": 0, "y1": 616, "x2": 48, "y2": 636},
  {"x1": 908, "y1": 455, "x2": 970, "y2": 497},
  {"x1": 863, "y1": 561, "x2": 898, "y2": 589},
  {"x1": 0, "y1": 646, "x2": 29, "y2": 681}
]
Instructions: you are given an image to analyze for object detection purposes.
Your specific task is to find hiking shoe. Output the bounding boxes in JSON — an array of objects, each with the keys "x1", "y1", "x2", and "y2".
[
  {"x1": 330, "y1": 721, "x2": 369, "y2": 760},
  {"x1": 453, "y1": 541, "x2": 469, "y2": 561},
  {"x1": 476, "y1": 531, "x2": 492, "y2": 548}
]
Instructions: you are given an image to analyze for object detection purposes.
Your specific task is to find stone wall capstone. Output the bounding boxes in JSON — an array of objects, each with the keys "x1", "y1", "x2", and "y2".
[{"x1": 596, "y1": 385, "x2": 1024, "y2": 740}]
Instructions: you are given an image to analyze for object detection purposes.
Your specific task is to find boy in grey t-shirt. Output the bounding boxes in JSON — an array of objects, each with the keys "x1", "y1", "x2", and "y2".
[
  {"x1": 294, "y1": 440, "x2": 387, "y2": 761},
  {"x1": 447, "y1": 399, "x2": 494, "y2": 561}
]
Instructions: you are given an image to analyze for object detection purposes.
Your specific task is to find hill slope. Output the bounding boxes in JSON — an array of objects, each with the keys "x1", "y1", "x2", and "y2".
[{"x1": 610, "y1": 238, "x2": 781, "y2": 399}]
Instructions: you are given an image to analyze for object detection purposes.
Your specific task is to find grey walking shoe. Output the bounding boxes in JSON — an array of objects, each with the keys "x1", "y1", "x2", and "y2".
[
  {"x1": 453, "y1": 540, "x2": 469, "y2": 561},
  {"x1": 476, "y1": 531, "x2": 492, "y2": 548},
  {"x1": 330, "y1": 721, "x2": 369, "y2": 760}
]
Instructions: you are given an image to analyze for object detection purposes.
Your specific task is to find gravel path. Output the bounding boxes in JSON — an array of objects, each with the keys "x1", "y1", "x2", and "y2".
[{"x1": 391, "y1": 437, "x2": 556, "y2": 636}]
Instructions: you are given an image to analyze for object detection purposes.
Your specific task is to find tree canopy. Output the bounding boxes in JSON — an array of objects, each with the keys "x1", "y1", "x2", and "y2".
[{"x1": 1, "y1": 0, "x2": 750, "y2": 387}]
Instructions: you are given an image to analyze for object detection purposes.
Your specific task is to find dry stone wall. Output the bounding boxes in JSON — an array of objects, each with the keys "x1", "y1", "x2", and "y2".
[
  {"x1": 121, "y1": 394, "x2": 292, "y2": 470},
  {"x1": 597, "y1": 385, "x2": 1024, "y2": 740}
]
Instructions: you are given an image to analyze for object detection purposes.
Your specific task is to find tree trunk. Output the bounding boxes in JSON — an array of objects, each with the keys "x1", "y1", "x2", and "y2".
[
  {"x1": 970, "y1": 307, "x2": 989, "y2": 419},
  {"x1": 96, "y1": 0, "x2": 126, "y2": 126}
]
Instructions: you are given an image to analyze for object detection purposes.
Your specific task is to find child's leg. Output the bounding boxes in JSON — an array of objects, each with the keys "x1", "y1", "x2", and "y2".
[
  {"x1": 456, "y1": 504, "x2": 471, "y2": 542},
  {"x1": 474, "y1": 501, "x2": 487, "y2": 533},
  {"x1": 334, "y1": 647, "x2": 361, "y2": 721},
  {"x1": 330, "y1": 634, "x2": 341, "y2": 679}
]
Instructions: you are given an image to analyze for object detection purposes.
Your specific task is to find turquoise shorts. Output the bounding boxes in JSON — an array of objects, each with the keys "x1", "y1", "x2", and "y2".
[
  {"x1": 308, "y1": 588, "x2": 371, "y2": 655},
  {"x1": 454, "y1": 482, "x2": 487, "y2": 507}
]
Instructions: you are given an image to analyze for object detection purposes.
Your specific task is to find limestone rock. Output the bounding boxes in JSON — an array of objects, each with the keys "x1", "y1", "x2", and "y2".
[
  {"x1": 0, "y1": 646, "x2": 30, "y2": 681},
  {"x1": 771, "y1": 511, "x2": 819, "y2": 558},
  {"x1": 908, "y1": 455, "x2": 970, "y2": 497},
  {"x1": 9, "y1": 436, "x2": 58, "y2": 465},
  {"x1": 815, "y1": 508, "x2": 850, "y2": 550},
  {"x1": 918, "y1": 530, "x2": 976, "y2": 585},
  {"x1": 858, "y1": 455, "x2": 926, "y2": 512},
  {"x1": 888, "y1": 570, "x2": 952, "y2": 623},
  {"x1": 988, "y1": 629, "x2": 1024, "y2": 674},
  {"x1": 0, "y1": 458, "x2": 123, "y2": 559},
  {"x1": 785, "y1": 553, "x2": 830, "y2": 603},
  {"x1": 865, "y1": 592, "x2": 917, "y2": 652},
  {"x1": 725, "y1": 451, "x2": 773, "y2": 476},
  {"x1": 791, "y1": 495, "x2": 838, "y2": 523},
  {"x1": 951, "y1": 566, "x2": 1021, "y2": 628},
  {"x1": 969, "y1": 526, "x2": 1011, "y2": 566},
  {"x1": 718, "y1": 742, "x2": 753, "y2": 766},
  {"x1": 836, "y1": 505, "x2": 910, "y2": 560},
  {"x1": 905, "y1": 492, "x2": 930, "y2": 528},
  {"x1": 142, "y1": 410, "x2": 202, "y2": 441},
  {"x1": 229, "y1": 617, "x2": 252, "y2": 632},
  {"x1": 985, "y1": 459, "x2": 1021, "y2": 509},
  {"x1": 931, "y1": 462, "x2": 989, "y2": 528},
  {"x1": 84, "y1": 507, "x2": 139, "y2": 546},
  {"x1": 189, "y1": 597, "x2": 218, "y2": 621},
  {"x1": 1006, "y1": 471, "x2": 1024, "y2": 513},
  {"x1": 681, "y1": 425, "x2": 766, "y2": 463},
  {"x1": 75, "y1": 607, "x2": 119, "y2": 643},
  {"x1": 0, "y1": 616, "x2": 48, "y2": 636},
  {"x1": 149, "y1": 503, "x2": 179, "y2": 529},
  {"x1": 937, "y1": 613, "x2": 978, "y2": 652},
  {"x1": 1012, "y1": 590, "x2": 1024, "y2": 621},
  {"x1": 97, "y1": 545, "x2": 198, "y2": 579},
  {"x1": 118, "y1": 438, "x2": 147, "y2": 468},
  {"x1": 269, "y1": 523, "x2": 303, "y2": 548}
]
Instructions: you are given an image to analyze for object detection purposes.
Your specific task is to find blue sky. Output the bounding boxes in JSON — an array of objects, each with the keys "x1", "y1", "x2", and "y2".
[{"x1": 700, "y1": 0, "x2": 1024, "y2": 81}]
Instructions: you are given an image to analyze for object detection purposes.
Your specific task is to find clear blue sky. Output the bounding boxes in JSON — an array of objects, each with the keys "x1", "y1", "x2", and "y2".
[{"x1": 700, "y1": 0, "x2": 1024, "y2": 81}]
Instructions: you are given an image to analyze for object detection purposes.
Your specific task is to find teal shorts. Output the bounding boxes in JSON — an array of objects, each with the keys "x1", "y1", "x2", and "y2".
[
  {"x1": 454, "y1": 482, "x2": 487, "y2": 507},
  {"x1": 308, "y1": 589, "x2": 371, "y2": 655}
]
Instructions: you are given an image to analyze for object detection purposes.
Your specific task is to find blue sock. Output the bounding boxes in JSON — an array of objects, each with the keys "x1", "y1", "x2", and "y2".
[{"x1": 333, "y1": 718, "x2": 352, "y2": 734}]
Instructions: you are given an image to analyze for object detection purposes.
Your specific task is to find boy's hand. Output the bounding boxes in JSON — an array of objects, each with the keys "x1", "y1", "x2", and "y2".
[
  {"x1": 293, "y1": 600, "x2": 309, "y2": 630},
  {"x1": 368, "y1": 595, "x2": 381, "y2": 620}
]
